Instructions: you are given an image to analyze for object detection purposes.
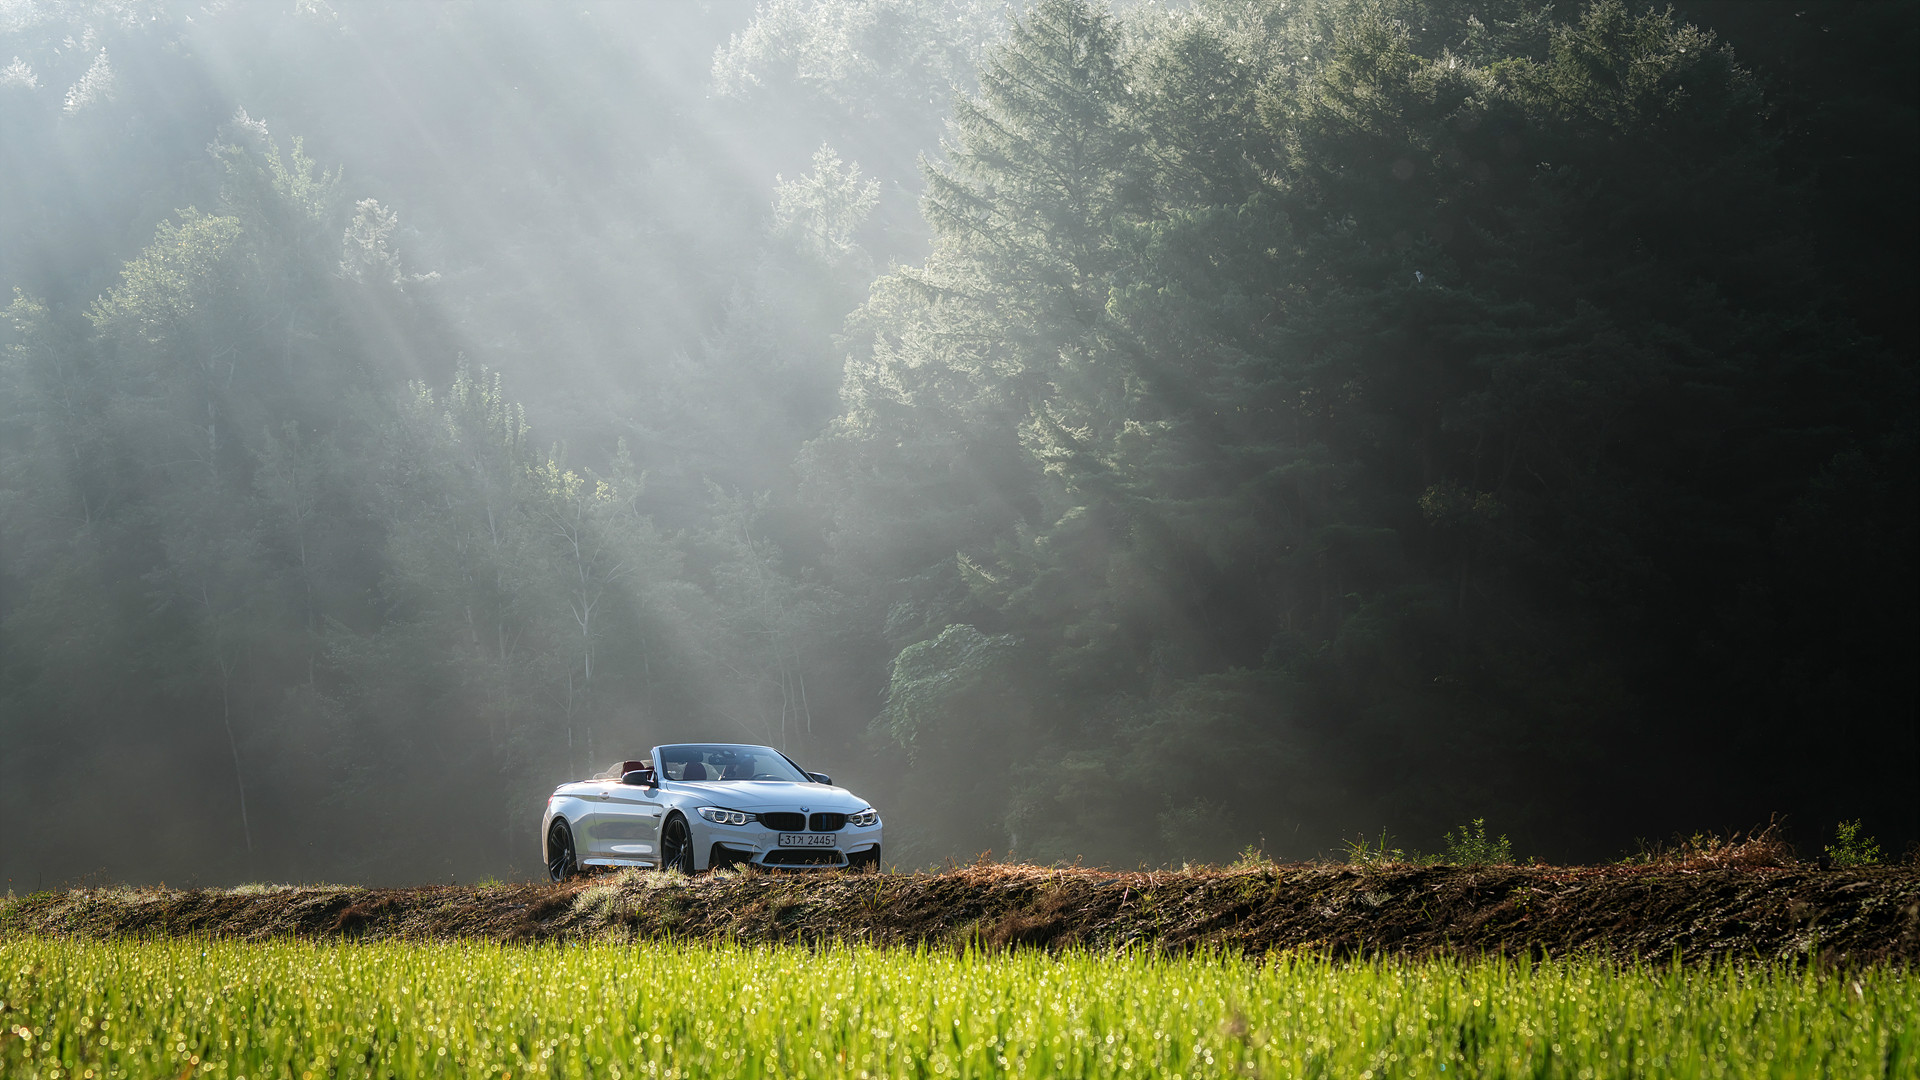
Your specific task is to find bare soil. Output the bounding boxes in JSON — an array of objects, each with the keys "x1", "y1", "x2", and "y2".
[{"x1": 5, "y1": 862, "x2": 1916, "y2": 966}]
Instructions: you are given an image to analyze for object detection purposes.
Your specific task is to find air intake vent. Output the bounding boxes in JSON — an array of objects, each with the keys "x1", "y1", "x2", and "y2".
[
  {"x1": 763, "y1": 849, "x2": 843, "y2": 866},
  {"x1": 810, "y1": 812, "x2": 846, "y2": 832},
  {"x1": 760, "y1": 812, "x2": 805, "y2": 831}
]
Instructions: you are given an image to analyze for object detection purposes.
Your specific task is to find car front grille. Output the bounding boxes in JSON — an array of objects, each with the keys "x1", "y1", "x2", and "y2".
[{"x1": 757, "y1": 811, "x2": 845, "y2": 832}]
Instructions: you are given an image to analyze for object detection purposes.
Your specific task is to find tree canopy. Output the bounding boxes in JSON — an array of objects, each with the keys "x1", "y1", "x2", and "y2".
[{"x1": 1, "y1": 0, "x2": 1912, "y2": 884}]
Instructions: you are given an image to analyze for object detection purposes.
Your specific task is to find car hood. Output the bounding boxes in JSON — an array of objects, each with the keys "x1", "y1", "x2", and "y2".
[{"x1": 673, "y1": 780, "x2": 866, "y2": 811}]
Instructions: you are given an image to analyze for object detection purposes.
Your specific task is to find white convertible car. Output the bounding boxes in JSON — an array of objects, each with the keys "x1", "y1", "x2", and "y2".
[{"x1": 542, "y1": 743, "x2": 882, "y2": 879}]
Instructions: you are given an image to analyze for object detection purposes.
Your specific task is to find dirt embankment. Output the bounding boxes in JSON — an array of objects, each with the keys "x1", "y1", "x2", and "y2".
[{"x1": 5, "y1": 863, "x2": 1916, "y2": 966}]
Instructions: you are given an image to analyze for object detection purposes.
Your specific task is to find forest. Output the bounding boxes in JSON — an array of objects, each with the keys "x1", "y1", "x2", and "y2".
[{"x1": 1, "y1": 0, "x2": 1913, "y2": 886}]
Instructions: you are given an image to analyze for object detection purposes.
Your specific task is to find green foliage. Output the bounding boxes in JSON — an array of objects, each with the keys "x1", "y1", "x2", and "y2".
[
  {"x1": 1826, "y1": 820, "x2": 1882, "y2": 868},
  {"x1": 876, "y1": 624, "x2": 1021, "y2": 752},
  {"x1": 713, "y1": 0, "x2": 1004, "y2": 125},
  {"x1": 806, "y1": 0, "x2": 1917, "y2": 865},
  {"x1": 338, "y1": 198, "x2": 403, "y2": 285},
  {"x1": 4, "y1": 938, "x2": 1913, "y2": 1078},
  {"x1": 1444, "y1": 819, "x2": 1515, "y2": 866},
  {"x1": 873, "y1": 624, "x2": 1027, "y2": 861},
  {"x1": 1229, "y1": 843, "x2": 1275, "y2": 870},
  {"x1": 86, "y1": 211, "x2": 245, "y2": 342},
  {"x1": 773, "y1": 145, "x2": 881, "y2": 264}
]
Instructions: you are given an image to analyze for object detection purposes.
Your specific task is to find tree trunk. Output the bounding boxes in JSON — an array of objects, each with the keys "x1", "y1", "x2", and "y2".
[{"x1": 218, "y1": 666, "x2": 253, "y2": 857}]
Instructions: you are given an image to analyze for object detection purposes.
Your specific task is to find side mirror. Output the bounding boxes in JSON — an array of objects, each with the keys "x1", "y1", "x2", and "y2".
[
  {"x1": 807, "y1": 771, "x2": 832, "y2": 785},
  {"x1": 622, "y1": 769, "x2": 657, "y2": 788}
]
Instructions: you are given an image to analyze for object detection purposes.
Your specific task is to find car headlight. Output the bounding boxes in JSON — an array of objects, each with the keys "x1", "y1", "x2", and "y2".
[
  {"x1": 697, "y1": 807, "x2": 753, "y2": 826},
  {"x1": 848, "y1": 807, "x2": 880, "y2": 827}
]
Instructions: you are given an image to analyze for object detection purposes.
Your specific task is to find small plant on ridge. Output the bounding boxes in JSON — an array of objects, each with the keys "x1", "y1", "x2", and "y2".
[
  {"x1": 1443, "y1": 819, "x2": 1513, "y2": 866},
  {"x1": 1231, "y1": 843, "x2": 1277, "y2": 871},
  {"x1": 1345, "y1": 830, "x2": 1411, "y2": 867},
  {"x1": 1826, "y1": 820, "x2": 1881, "y2": 867}
]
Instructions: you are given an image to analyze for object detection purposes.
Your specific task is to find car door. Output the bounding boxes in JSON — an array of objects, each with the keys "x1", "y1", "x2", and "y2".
[{"x1": 596, "y1": 780, "x2": 665, "y2": 863}]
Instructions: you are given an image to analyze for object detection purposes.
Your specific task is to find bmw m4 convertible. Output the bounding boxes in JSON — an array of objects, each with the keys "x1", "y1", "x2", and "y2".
[{"x1": 542, "y1": 743, "x2": 881, "y2": 880}]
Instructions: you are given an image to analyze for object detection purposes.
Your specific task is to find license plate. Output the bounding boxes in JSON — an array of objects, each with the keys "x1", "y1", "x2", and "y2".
[{"x1": 778, "y1": 833, "x2": 836, "y2": 848}]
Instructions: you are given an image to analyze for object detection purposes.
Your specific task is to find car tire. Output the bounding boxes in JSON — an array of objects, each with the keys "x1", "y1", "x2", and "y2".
[
  {"x1": 546, "y1": 818, "x2": 580, "y2": 882},
  {"x1": 847, "y1": 846, "x2": 882, "y2": 873},
  {"x1": 660, "y1": 814, "x2": 696, "y2": 874}
]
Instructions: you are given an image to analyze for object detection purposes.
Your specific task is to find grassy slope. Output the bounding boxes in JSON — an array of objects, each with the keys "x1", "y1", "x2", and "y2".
[{"x1": 5, "y1": 862, "x2": 1918, "y2": 966}]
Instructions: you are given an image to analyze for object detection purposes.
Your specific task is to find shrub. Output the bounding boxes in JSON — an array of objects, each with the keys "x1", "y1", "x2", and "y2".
[
  {"x1": 1826, "y1": 820, "x2": 1882, "y2": 867},
  {"x1": 1443, "y1": 819, "x2": 1513, "y2": 866},
  {"x1": 1231, "y1": 843, "x2": 1278, "y2": 871}
]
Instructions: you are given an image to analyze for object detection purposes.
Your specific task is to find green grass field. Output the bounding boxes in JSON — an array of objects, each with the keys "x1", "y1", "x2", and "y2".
[{"x1": 1, "y1": 938, "x2": 1911, "y2": 1079}]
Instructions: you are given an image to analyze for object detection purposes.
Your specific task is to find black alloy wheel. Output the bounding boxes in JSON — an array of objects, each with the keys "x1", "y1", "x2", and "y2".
[
  {"x1": 660, "y1": 814, "x2": 696, "y2": 874},
  {"x1": 546, "y1": 819, "x2": 579, "y2": 882}
]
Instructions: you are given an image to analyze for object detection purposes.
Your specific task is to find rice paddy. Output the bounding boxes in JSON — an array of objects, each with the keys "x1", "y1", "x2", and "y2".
[{"x1": 1, "y1": 937, "x2": 1911, "y2": 1079}]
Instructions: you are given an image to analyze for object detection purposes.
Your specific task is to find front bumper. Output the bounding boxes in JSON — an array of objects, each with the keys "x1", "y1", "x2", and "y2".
[{"x1": 697, "y1": 820, "x2": 882, "y2": 870}]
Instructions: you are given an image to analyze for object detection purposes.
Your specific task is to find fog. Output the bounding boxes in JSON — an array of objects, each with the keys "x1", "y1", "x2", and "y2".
[{"x1": 2, "y1": 0, "x2": 1913, "y2": 888}]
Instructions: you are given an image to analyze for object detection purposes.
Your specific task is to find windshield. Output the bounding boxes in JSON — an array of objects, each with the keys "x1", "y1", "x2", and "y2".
[{"x1": 655, "y1": 744, "x2": 808, "y2": 783}]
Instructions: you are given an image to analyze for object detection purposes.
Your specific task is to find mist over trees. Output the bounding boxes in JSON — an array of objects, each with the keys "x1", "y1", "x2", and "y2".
[{"x1": 1, "y1": 0, "x2": 1912, "y2": 886}]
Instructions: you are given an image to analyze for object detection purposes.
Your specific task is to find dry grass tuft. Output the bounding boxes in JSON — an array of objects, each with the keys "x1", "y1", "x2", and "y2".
[{"x1": 1624, "y1": 822, "x2": 1800, "y2": 871}]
